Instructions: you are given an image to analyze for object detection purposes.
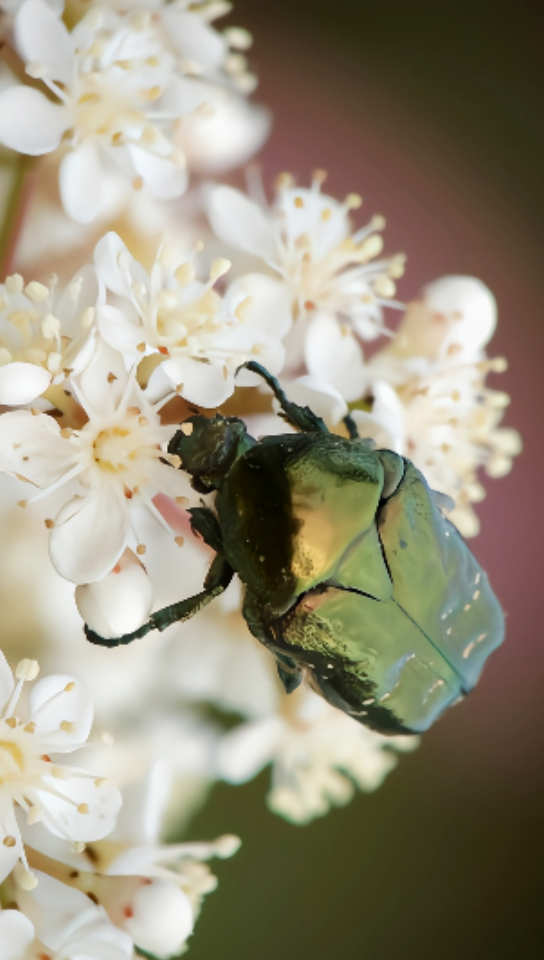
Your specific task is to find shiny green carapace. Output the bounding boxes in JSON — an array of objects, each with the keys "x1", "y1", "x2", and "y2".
[{"x1": 85, "y1": 363, "x2": 505, "y2": 735}]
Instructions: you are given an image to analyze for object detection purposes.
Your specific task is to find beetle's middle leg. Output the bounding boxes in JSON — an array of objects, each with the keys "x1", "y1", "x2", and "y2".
[
  {"x1": 85, "y1": 553, "x2": 234, "y2": 648},
  {"x1": 237, "y1": 361, "x2": 329, "y2": 435},
  {"x1": 242, "y1": 594, "x2": 303, "y2": 694}
]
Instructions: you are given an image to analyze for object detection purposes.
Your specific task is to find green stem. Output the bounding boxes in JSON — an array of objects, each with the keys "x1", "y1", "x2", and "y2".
[{"x1": 0, "y1": 155, "x2": 33, "y2": 277}]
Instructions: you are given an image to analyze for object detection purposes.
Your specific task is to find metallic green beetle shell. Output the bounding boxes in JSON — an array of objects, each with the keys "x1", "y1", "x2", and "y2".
[{"x1": 217, "y1": 433, "x2": 504, "y2": 736}]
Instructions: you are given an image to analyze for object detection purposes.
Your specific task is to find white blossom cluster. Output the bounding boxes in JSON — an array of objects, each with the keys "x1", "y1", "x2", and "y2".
[{"x1": 0, "y1": 0, "x2": 521, "y2": 952}]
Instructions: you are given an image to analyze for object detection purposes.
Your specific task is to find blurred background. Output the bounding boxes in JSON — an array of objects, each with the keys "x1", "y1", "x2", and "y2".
[{"x1": 184, "y1": 2, "x2": 544, "y2": 958}]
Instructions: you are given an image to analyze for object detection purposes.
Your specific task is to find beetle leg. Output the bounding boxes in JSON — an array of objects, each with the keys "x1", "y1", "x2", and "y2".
[
  {"x1": 343, "y1": 412, "x2": 360, "y2": 440},
  {"x1": 84, "y1": 554, "x2": 234, "y2": 648},
  {"x1": 188, "y1": 506, "x2": 223, "y2": 553},
  {"x1": 276, "y1": 656, "x2": 304, "y2": 694},
  {"x1": 237, "y1": 361, "x2": 329, "y2": 434}
]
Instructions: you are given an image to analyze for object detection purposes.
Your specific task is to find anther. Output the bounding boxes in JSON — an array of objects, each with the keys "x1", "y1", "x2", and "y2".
[
  {"x1": 5, "y1": 275, "x2": 24, "y2": 295},
  {"x1": 44, "y1": 519, "x2": 55, "y2": 529},
  {"x1": 3, "y1": 836, "x2": 16, "y2": 847},
  {"x1": 18, "y1": 869, "x2": 38, "y2": 891},
  {"x1": 175, "y1": 536, "x2": 184, "y2": 547},
  {"x1": 210, "y1": 258, "x2": 231, "y2": 282},
  {"x1": 132, "y1": 177, "x2": 144, "y2": 192},
  {"x1": 136, "y1": 342, "x2": 146, "y2": 353},
  {"x1": 24, "y1": 282, "x2": 49, "y2": 303},
  {"x1": 16, "y1": 659, "x2": 39, "y2": 682},
  {"x1": 60, "y1": 721, "x2": 75, "y2": 733},
  {"x1": 137, "y1": 544, "x2": 147, "y2": 556},
  {"x1": 345, "y1": 193, "x2": 363, "y2": 210},
  {"x1": 181, "y1": 422, "x2": 193, "y2": 436},
  {"x1": 77, "y1": 804, "x2": 89, "y2": 814}
]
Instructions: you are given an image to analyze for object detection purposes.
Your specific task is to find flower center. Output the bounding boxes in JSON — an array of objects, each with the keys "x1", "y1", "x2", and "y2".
[
  {"x1": 155, "y1": 289, "x2": 223, "y2": 349},
  {"x1": 0, "y1": 738, "x2": 24, "y2": 777},
  {"x1": 92, "y1": 426, "x2": 137, "y2": 473}
]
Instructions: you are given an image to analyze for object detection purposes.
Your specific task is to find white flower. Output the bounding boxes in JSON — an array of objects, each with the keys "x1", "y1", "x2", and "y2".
[
  {"x1": 372, "y1": 275, "x2": 499, "y2": 380},
  {"x1": 208, "y1": 174, "x2": 405, "y2": 400},
  {"x1": 94, "y1": 231, "x2": 285, "y2": 407},
  {"x1": 218, "y1": 687, "x2": 416, "y2": 824},
  {"x1": 24, "y1": 768, "x2": 240, "y2": 959},
  {"x1": 359, "y1": 276, "x2": 522, "y2": 536},
  {"x1": 0, "y1": 338, "x2": 194, "y2": 583},
  {"x1": 0, "y1": 1, "x2": 201, "y2": 222},
  {"x1": 95, "y1": 0, "x2": 254, "y2": 88},
  {"x1": 0, "y1": 652, "x2": 121, "y2": 890},
  {"x1": 16, "y1": 871, "x2": 133, "y2": 960},
  {"x1": 0, "y1": 268, "x2": 98, "y2": 406}
]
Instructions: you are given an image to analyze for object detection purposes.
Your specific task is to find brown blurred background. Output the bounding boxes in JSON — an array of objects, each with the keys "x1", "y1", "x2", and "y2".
[{"x1": 185, "y1": 2, "x2": 544, "y2": 958}]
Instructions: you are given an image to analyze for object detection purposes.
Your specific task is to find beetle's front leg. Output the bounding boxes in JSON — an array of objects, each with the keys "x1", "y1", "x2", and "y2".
[
  {"x1": 237, "y1": 361, "x2": 329, "y2": 435},
  {"x1": 84, "y1": 554, "x2": 234, "y2": 648}
]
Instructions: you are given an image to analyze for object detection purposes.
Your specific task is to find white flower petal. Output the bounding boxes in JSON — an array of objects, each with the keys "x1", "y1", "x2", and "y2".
[
  {"x1": 0, "y1": 361, "x2": 51, "y2": 405},
  {"x1": 0, "y1": 86, "x2": 70, "y2": 155},
  {"x1": 37, "y1": 773, "x2": 122, "y2": 842},
  {"x1": 208, "y1": 185, "x2": 278, "y2": 262},
  {"x1": 49, "y1": 488, "x2": 128, "y2": 584},
  {"x1": 217, "y1": 717, "x2": 284, "y2": 784},
  {"x1": 0, "y1": 909, "x2": 35, "y2": 960},
  {"x1": 60, "y1": 141, "x2": 105, "y2": 224},
  {"x1": 0, "y1": 802, "x2": 24, "y2": 884},
  {"x1": 15, "y1": 0, "x2": 74, "y2": 85},
  {"x1": 281, "y1": 376, "x2": 348, "y2": 427},
  {"x1": 164, "y1": 10, "x2": 227, "y2": 72},
  {"x1": 352, "y1": 380, "x2": 406, "y2": 452},
  {"x1": 225, "y1": 273, "x2": 293, "y2": 339},
  {"x1": 159, "y1": 75, "x2": 210, "y2": 116},
  {"x1": 30, "y1": 674, "x2": 93, "y2": 750},
  {"x1": 160, "y1": 355, "x2": 233, "y2": 407},
  {"x1": 74, "y1": 336, "x2": 128, "y2": 419},
  {"x1": 304, "y1": 311, "x2": 367, "y2": 401},
  {"x1": 127, "y1": 145, "x2": 188, "y2": 200},
  {"x1": 0, "y1": 410, "x2": 74, "y2": 487},
  {"x1": 55, "y1": 264, "x2": 99, "y2": 329},
  {"x1": 97, "y1": 304, "x2": 144, "y2": 356},
  {"x1": 94, "y1": 232, "x2": 145, "y2": 301},
  {"x1": 18, "y1": 872, "x2": 94, "y2": 949},
  {"x1": 75, "y1": 549, "x2": 154, "y2": 641},
  {"x1": 19, "y1": 872, "x2": 132, "y2": 958},
  {"x1": 124, "y1": 879, "x2": 194, "y2": 958}
]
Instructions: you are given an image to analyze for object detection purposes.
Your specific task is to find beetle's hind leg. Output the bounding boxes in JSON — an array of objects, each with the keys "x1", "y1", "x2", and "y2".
[
  {"x1": 238, "y1": 361, "x2": 328, "y2": 434},
  {"x1": 85, "y1": 553, "x2": 234, "y2": 648}
]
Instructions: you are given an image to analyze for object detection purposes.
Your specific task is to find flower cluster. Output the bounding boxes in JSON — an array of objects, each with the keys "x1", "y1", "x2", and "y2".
[
  {"x1": 0, "y1": 650, "x2": 239, "y2": 957},
  {"x1": 0, "y1": 0, "x2": 522, "y2": 951}
]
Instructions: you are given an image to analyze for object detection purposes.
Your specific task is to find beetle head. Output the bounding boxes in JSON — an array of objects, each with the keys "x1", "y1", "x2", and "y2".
[{"x1": 168, "y1": 414, "x2": 255, "y2": 493}]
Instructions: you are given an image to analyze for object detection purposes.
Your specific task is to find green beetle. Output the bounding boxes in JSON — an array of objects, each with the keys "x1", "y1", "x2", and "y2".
[{"x1": 85, "y1": 362, "x2": 505, "y2": 735}]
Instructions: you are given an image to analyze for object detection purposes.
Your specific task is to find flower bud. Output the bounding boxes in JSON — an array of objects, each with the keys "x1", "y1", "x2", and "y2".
[{"x1": 75, "y1": 549, "x2": 154, "y2": 639}]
